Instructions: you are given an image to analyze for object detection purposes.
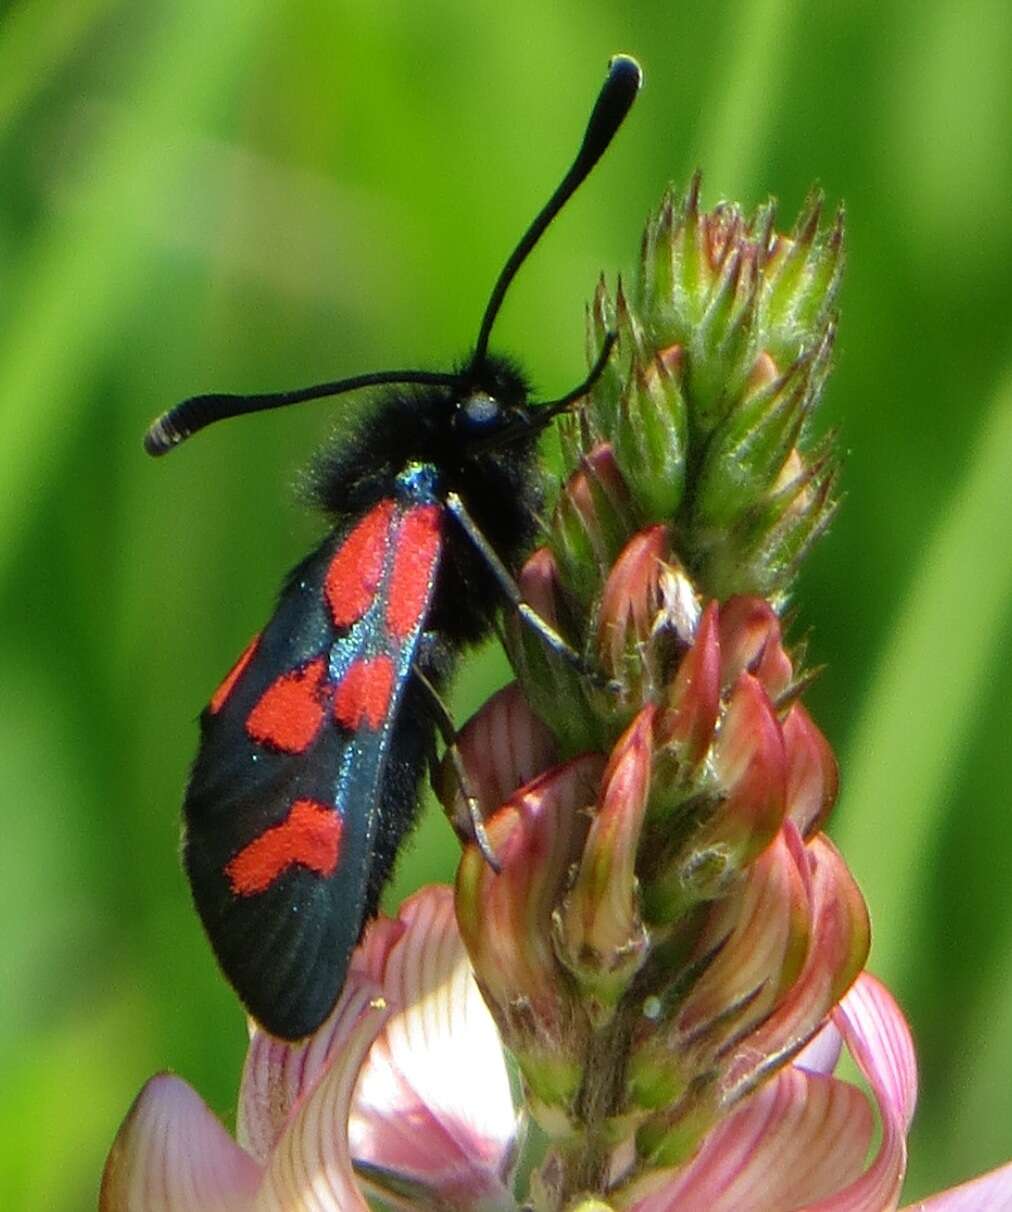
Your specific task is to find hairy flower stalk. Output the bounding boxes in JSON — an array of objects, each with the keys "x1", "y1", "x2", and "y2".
[{"x1": 103, "y1": 179, "x2": 1012, "y2": 1211}]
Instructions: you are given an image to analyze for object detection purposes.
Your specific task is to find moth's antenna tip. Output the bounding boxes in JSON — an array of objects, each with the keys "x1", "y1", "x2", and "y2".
[
  {"x1": 472, "y1": 52, "x2": 643, "y2": 363},
  {"x1": 607, "y1": 53, "x2": 643, "y2": 92},
  {"x1": 143, "y1": 415, "x2": 181, "y2": 457}
]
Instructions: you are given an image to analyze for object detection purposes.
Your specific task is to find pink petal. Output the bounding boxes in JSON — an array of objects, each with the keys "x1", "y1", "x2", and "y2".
[
  {"x1": 350, "y1": 886, "x2": 517, "y2": 1206},
  {"x1": 805, "y1": 972, "x2": 917, "y2": 1211},
  {"x1": 456, "y1": 754, "x2": 601, "y2": 1021},
  {"x1": 723, "y1": 834, "x2": 870, "y2": 1099},
  {"x1": 451, "y1": 681, "x2": 559, "y2": 823},
  {"x1": 795, "y1": 1019, "x2": 844, "y2": 1077},
  {"x1": 835, "y1": 973, "x2": 917, "y2": 1132},
  {"x1": 717, "y1": 596, "x2": 792, "y2": 701},
  {"x1": 238, "y1": 967, "x2": 392, "y2": 1164},
  {"x1": 101, "y1": 1074, "x2": 261, "y2": 1212},
  {"x1": 677, "y1": 829, "x2": 810, "y2": 1043},
  {"x1": 254, "y1": 981, "x2": 390, "y2": 1212},
  {"x1": 559, "y1": 707, "x2": 655, "y2": 964},
  {"x1": 902, "y1": 1161, "x2": 1012, "y2": 1211},
  {"x1": 629, "y1": 1065, "x2": 873, "y2": 1212}
]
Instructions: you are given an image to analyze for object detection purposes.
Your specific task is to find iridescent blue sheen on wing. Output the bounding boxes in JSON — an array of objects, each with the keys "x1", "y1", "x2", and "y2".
[{"x1": 182, "y1": 465, "x2": 443, "y2": 1038}]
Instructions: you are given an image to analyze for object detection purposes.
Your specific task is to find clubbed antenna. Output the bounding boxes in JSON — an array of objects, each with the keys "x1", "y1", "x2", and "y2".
[
  {"x1": 470, "y1": 54, "x2": 642, "y2": 367},
  {"x1": 143, "y1": 370, "x2": 460, "y2": 456}
]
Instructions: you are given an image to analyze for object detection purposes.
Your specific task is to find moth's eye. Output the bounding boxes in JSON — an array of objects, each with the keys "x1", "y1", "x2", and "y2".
[{"x1": 455, "y1": 393, "x2": 506, "y2": 437}]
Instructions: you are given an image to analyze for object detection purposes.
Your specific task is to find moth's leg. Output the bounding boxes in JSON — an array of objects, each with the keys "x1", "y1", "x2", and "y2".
[
  {"x1": 444, "y1": 490, "x2": 616, "y2": 690},
  {"x1": 412, "y1": 657, "x2": 501, "y2": 874}
]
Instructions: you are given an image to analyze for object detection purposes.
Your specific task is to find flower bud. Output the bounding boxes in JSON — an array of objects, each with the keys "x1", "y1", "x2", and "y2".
[
  {"x1": 595, "y1": 525, "x2": 668, "y2": 704},
  {"x1": 708, "y1": 673, "x2": 788, "y2": 864},
  {"x1": 555, "y1": 709, "x2": 655, "y2": 1025},
  {"x1": 717, "y1": 595, "x2": 793, "y2": 701},
  {"x1": 647, "y1": 671, "x2": 787, "y2": 924},
  {"x1": 612, "y1": 353, "x2": 688, "y2": 523},
  {"x1": 720, "y1": 831, "x2": 870, "y2": 1103},
  {"x1": 764, "y1": 190, "x2": 845, "y2": 364},
  {"x1": 654, "y1": 598, "x2": 720, "y2": 773},
  {"x1": 509, "y1": 548, "x2": 608, "y2": 755},
  {"x1": 440, "y1": 681, "x2": 558, "y2": 838},
  {"x1": 693, "y1": 348, "x2": 817, "y2": 533},
  {"x1": 627, "y1": 832, "x2": 809, "y2": 1125},
  {"x1": 671, "y1": 831, "x2": 811, "y2": 1049},
  {"x1": 552, "y1": 443, "x2": 636, "y2": 608},
  {"x1": 455, "y1": 755, "x2": 604, "y2": 1116},
  {"x1": 688, "y1": 239, "x2": 761, "y2": 435},
  {"x1": 783, "y1": 702, "x2": 838, "y2": 837}
]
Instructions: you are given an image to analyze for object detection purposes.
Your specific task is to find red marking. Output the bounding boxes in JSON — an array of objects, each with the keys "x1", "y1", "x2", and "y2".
[
  {"x1": 325, "y1": 501, "x2": 396, "y2": 628},
  {"x1": 332, "y1": 655, "x2": 396, "y2": 731},
  {"x1": 225, "y1": 799, "x2": 343, "y2": 895},
  {"x1": 246, "y1": 657, "x2": 329, "y2": 753},
  {"x1": 210, "y1": 634, "x2": 260, "y2": 714},
  {"x1": 386, "y1": 505, "x2": 441, "y2": 639}
]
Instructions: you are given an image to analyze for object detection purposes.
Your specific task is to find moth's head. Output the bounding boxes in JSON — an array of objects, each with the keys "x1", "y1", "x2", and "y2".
[{"x1": 449, "y1": 354, "x2": 540, "y2": 458}]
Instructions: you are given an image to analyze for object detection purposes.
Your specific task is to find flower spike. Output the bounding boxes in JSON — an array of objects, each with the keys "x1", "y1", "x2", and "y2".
[{"x1": 105, "y1": 159, "x2": 1005, "y2": 1212}]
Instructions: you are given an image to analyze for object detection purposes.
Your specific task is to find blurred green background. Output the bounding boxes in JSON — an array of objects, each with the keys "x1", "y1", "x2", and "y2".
[{"x1": 2, "y1": 1, "x2": 1010, "y2": 1207}]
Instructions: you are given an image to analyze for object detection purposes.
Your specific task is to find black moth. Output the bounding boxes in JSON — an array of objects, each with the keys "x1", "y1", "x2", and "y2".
[{"x1": 146, "y1": 55, "x2": 641, "y2": 1039}]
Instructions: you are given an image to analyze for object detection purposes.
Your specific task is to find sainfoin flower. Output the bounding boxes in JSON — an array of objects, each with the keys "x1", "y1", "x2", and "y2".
[
  {"x1": 101, "y1": 883, "x2": 1012, "y2": 1210},
  {"x1": 104, "y1": 176, "x2": 1012, "y2": 1208}
]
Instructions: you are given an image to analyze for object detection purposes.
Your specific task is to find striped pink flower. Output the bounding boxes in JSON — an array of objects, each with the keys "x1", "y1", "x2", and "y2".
[{"x1": 101, "y1": 883, "x2": 1012, "y2": 1210}]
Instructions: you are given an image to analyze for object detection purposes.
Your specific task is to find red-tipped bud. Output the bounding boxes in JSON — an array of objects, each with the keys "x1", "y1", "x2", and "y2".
[
  {"x1": 556, "y1": 708, "x2": 655, "y2": 1023},
  {"x1": 645, "y1": 618, "x2": 789, "y2": 925},
  {"x1": 596, "y1": 525, "x2": 668, "y2": 698},
  {"x1": 783, "y1": 702, "x2": 839, "y2": 837},
  {"x1": 518, "y1": 546, "x2": 563, "y2": 629},
  {"x1": 721, "y1": 830, "x2": 870, "y2": 1104},
  {"x1": 674, "y1": 831, "x2": 811, "y2": 1047},
  {"x1": 717, "y1": 596, "x2": 794, "y2": 701},
  {"x1": 655, "y1": 599, "x2": 721, "y2": 770},
  {"x1": 708, "y1": 672, "x2": 788, "y2": 867},
  {"x1": 552, "y1": 442, "x2": 635, "y2": 606},
  {"x1": 458, "y1": 756, "x2": 605, "y2": 1052}
]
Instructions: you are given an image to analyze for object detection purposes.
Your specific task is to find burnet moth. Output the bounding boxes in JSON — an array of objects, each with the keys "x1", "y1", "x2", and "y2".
[{"x1": 146, "y1": 54, "x2": 641, "y2": 1040}]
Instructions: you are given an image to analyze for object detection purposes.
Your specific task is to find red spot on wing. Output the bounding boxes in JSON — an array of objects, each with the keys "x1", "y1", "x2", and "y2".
[
  {"x1": 210, "y1": 634, "x2": 260, "y2": 714},
  {"x1": 246, "y1": 657, "x2": 329, "y2": 752},
  {"x1": 225, "y1": 799, "x2": 343, "y2": 895},
  {"x1": 386, "y1": 504, "x2": 442, "y2": 640},
  {"x1": 332, "y1": 655, "x2": 396, "y2": 731},
  {"x1": 325, "y1": 500, "x2": 396, "y2": 628}
]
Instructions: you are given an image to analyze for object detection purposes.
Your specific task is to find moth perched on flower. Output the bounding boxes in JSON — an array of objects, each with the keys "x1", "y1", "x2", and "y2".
[
  {"x1": 105, "y1": 69, "x2": 1012, "y2": 1212},
  {"x1": 142, "y1": 55, "x2": 640, "y2": 1041}
]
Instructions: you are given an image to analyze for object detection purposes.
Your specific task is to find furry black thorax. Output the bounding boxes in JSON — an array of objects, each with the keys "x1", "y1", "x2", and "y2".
[{"x1": 309, "y1": 354, "x2": 544, "y2": 560}]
